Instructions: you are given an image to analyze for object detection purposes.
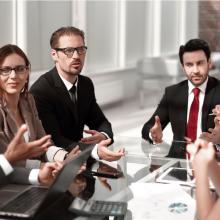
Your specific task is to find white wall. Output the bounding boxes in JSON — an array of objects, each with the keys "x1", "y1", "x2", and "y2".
[{"x1": 0, "y1": 0, "x2": 200, "y2": 105}]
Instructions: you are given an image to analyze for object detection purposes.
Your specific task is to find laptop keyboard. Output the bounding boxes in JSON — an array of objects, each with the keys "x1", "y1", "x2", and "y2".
[{"x1": 1, "y1": 187, "x2": 47, "y2": 213}]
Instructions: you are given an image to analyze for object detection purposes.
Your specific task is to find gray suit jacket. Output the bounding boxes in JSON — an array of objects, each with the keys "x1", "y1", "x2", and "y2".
[{"x1": 0, "y1": 93, "x2": 47, "y2": 167}]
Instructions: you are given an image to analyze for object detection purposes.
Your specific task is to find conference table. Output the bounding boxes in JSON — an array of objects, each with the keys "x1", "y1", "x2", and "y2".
[{"x1": 0, "y1": 136, "x2": 209, "y2": 220}]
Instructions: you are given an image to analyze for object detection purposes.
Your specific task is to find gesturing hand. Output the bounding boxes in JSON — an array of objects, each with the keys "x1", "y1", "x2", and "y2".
[
  {"x1": 97, "y1": 139, "x2": 125, "y2": 162},
  {"x1": 150, "y1": 115, "x2": 163, "y2": 144},
  {"x1": 187, "y1": 139, "x2": 215, "y2": 167},
  {"x1": 81, "y1": 129, "x2": 107, "y2": 144},
  {"x1": 200, "y1": 116, "x2": 220, "y2": 144},
  {"x1": 4, "y1": 124, "x2": 51, "y2": 164}
]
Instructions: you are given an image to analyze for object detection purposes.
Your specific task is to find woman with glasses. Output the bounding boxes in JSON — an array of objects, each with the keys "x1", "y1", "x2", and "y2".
[{"x1": 0, "y1": 44, "x2": 77, "y2": 169}]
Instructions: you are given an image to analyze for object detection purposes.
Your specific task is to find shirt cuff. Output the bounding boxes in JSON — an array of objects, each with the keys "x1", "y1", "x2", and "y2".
[
  {"x1": 91, "y1": 144, "x2": 99, "y2": 160},
  {"x1": 29, "y1": 169, "x2": 40, "y2": 185},
  {"x1": 46, "y1": 146, "x2": 67, "y2": 162},
  {"x1": 100, "y1": 132, "x2": 109, "y2": 139},
  {"x1": 0, "y1": 154, "x2": 13, "y2": 176}
]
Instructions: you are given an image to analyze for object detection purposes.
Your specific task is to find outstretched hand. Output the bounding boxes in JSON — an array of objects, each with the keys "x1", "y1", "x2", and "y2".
[
  {"x1": 150, "y1": 115, "x2": 163, "y2": 144},
  {"x1": 4, "y1": 124, "x2": 51, "y2": 164},
  {"x1": 97, "y1": 139, "x2": 125, "y2": 162}
]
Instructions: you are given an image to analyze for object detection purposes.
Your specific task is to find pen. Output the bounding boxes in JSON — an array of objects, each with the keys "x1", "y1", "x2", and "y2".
[
  {"x1": 173, "y1": 140, "x2": 190, "y2": 144},
  {"x1": 209, "y1": 113, "x2": 216, "y2": 116},
  {"x1": 173, "y1": 140, "x2": 187, "y2": 143}
]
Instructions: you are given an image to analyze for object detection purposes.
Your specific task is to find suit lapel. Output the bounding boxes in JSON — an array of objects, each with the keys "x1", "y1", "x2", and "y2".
[
  {"x1": 202, "y1": 77, "x2": 216, "y2": 130},
  {"x1": 51, "y1": 69, "x2": 79, "y2": 123},
  {"x1": 19, "y1": 97, "x2": 35, "y2": 141},
  {"x1": 76, "y1": 76, "x2": 86, "y2": 124},
  {"x1": 177, "y1": 82, "x2": 188, "y2": 137}
]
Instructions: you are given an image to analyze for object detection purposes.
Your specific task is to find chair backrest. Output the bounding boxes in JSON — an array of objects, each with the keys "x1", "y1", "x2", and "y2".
[{"x1": 137, "y1": 55, "x2": 182, "y2": 78}]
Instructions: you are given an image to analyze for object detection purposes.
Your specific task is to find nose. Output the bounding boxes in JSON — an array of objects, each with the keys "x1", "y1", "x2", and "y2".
[
  {"x1": 9, "y1": 69, "x2": 17, "y2": 77},
  {"x1": 72, "y1": 49, "x2": 80, "y2": 59},
  {"x1": 192, "y1": 64, "x2": 199, "y2": 73}
]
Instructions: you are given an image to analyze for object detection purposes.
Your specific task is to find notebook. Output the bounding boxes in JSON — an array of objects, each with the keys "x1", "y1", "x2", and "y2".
[{"x1": 0, "y1": 145, "x2": 93, "y2": 218}]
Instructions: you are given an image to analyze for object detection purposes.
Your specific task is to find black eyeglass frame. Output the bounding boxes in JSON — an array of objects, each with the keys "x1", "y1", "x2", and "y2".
[
  {"x1": 0, "y1": 65, "x2": 29, "y2": 76},
  {"x1": 54, "y1": 46, "x2": 88, "y2": 57}
]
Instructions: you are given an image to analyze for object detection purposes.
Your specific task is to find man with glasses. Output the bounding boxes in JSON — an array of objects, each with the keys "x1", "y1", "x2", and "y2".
[{"x1": 30, "y1": 26, "x2": 118, "y2": 160}]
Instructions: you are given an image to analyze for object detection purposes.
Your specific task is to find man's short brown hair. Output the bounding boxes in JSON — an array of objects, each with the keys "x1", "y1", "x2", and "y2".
[{"x1": 50, "y1": 26, "x2": 85, "y2": 49}]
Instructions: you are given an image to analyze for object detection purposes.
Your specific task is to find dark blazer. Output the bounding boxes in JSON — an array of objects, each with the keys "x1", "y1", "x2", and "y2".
[
  {"x1": 0, "y1": 166, "x2": 8, "y2": 185},
  {"x1": 142, "y1": 76, "x2": 220, "y2": 158},
  {"x1": 30, "y1": 67, "x2": 113, "y2": 151}
]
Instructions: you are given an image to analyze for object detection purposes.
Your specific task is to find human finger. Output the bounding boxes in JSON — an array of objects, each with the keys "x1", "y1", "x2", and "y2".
[
  {"x1": 69, "y1": 145, "x2": 80, "y2": 155},
  {"x1": 155, "y1": 115, "x2": 161, "y2": 125},
  {"x1": 10, "y1": 124, "x2": 28, "y2": 146},
  {"x1": 83, "y1": 129, "x2": 96, "y2": 135},
  {"x1": 81, "y1": 136, "x2": 97, "y2": 143},
  {"x1": 29, "y1": 135, "x2": 52, "y2": 148}
]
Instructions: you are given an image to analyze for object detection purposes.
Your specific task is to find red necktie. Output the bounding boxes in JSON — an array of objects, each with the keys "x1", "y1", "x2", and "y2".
[{"x1": 186, "y1": 88, "x2": 200, "y2": 141}]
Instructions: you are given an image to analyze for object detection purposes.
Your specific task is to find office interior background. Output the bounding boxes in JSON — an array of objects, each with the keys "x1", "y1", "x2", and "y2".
[{"x1": 0, "y1": 0, "x2": 219, "y2": 138}]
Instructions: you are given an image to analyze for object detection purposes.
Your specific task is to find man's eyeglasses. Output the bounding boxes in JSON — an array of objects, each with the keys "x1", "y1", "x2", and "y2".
[
  {"x1": 55, "y1": 46, "x2": 88, "y2": 58},
  {"x1": 0, "y1": 65, "x2": 29, "y2": 76}
]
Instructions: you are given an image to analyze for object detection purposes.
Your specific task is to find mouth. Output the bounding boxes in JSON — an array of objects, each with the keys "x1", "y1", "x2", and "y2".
[
  {"x1": 71, "y1": 62, "x2": 81, "y2": 69},
  {"x1": 7, "y1": 83, "x2": 19, "y2": 87},
  {"x1": 192, "y1": 76, "x2": 202, "y2": 81}
]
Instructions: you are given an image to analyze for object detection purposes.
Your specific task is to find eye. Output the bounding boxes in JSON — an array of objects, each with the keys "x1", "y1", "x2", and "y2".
[
  {"x1": 77, "y1": 47, "x2": 84, "y2": 52},
  {"x1": 65, "y1": 48, "x2": 74, "y2": 54},
  {"x1": 15, "y1": 65, "x2": 27, "y2": 72},
  {"x1": 1, "y1": 67, "x2": 11, "y2": 73},
  {"x1": 185, "y1": 63, "x2": 193, "y2": 67}
]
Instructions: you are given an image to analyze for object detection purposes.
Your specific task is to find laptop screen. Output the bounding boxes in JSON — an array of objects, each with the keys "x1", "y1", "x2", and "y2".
[{"x1": 37, "y1": 145, "x2": 94, "y2": 213}]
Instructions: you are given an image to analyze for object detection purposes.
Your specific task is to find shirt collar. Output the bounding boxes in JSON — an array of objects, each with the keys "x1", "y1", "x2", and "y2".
[
  {"x1": 188, "y1": 77, "x2": 208, "y2": 95},
  {"x1": 58, "y1": 74, "x2": 78, "y2": 91}
]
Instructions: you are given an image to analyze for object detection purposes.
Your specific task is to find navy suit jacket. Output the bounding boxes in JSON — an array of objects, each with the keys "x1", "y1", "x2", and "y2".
[
  {"x1": 30, "y1": 67, "x2": 113, "y2": 151},
  {"x1": 142, "y1": 76, "x2": 220, "y2": 158}
]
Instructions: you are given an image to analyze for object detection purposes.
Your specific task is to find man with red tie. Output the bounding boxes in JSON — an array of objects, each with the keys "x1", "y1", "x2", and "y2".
[{"x1": 142, "y1": 39, "x2": 220, "y2": 158}]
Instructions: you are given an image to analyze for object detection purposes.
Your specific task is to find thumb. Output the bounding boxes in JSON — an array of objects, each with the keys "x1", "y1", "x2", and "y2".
[
  {"x1": 214, "y1": 117, "x2": 220, "y2": 126},
  {"x1": 155, "y1": 115, "x2": 160, "y2": 125},
  {"x1": 12, "y1": 124, "x2": 28, "y2": 144}
]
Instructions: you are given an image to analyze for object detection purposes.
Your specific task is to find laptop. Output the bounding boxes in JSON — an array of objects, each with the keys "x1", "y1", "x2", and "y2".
[{"x1": 0, "y1": 145, "x2": 93, "y2": 218}]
